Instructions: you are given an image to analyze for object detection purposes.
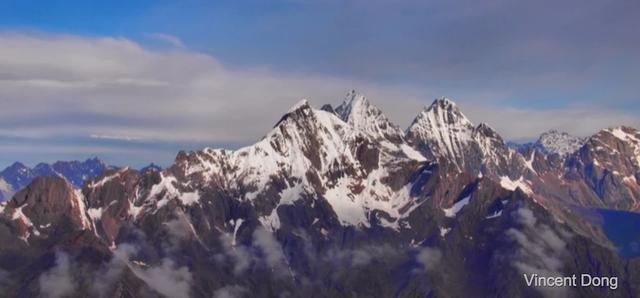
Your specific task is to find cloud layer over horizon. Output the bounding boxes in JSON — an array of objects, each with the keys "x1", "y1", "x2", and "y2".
[{"x1": 1, "y1": 0, "x2": 639, "y2": 169}]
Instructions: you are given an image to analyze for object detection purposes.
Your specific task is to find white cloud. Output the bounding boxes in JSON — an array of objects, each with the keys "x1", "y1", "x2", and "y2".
[
  {"x1": 132, "y1": 258, "x2": 192, "y2": 298},
  {"x1": 506, "y1": 207, "x2": 572, "y2": 298},
  {"x1": 38, "y1": 251, "x2": 76, "y2": 298},
  {"x1": 415, "y1": 247, "x2": 442, "y2": 272},
  {"x1": 91, "y1": 243, "x2": 192, "y2": 298},
  {"x1": 148, "y1": 33, "x2": 186, "y2": 48},
  {"x1": 216, "y1": 233, "x2": 254, "y2": 276},
  {"x1": 212, "y1": 285, "x2": 248, "y2": 298},
  {"x1": 90, "y1": 244, "x2": 137, "y2": 297},
  {"x1": 89, "y1": 134, "x2": 145, "y2": 141},
  {"x1": 0, "y1": 31, "x2": 636, "y2": 159},
  {"x1": 0, "y1": 32, "x2": 421, "y2": 146},
  {"x1": 252, "y1": 228, "x2": 289, "y2": 277},
  {"x1": 463, "y1": 102, "x2": 640, "y2": 140}
]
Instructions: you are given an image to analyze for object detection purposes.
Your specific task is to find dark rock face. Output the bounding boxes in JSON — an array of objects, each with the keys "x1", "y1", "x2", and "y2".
[
  {"x1": 0, "y1": 177, "x2": 92, "y2": 250},
  {"x1": 0, "y1": 94, "x2": 638, "y2": 297},
  {"x1": 9, "y1": 177, "x2": 89, "y2": 234}
]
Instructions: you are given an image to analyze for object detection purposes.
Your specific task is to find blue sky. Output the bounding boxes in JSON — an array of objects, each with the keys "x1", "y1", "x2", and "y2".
[{"x1": 0, "y1": 0, "x2": 639, "y2": 168}]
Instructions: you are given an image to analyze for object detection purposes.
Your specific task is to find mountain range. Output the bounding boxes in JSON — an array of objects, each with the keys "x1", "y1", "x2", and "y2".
[
  {"x1": 0, "y1": 90, "x2": 639, "y2": 297},
  {"x1": 0, "y1": 158, "x2": 108, "y2": 201},
  {"x1": 0, "y1": 160, "x2": 163, "y2": 202}
]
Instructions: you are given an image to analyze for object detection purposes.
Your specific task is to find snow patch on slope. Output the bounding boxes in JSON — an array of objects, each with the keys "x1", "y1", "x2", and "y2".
[
  {"x1": 12, "y1": 204, "x2": 33, "y2": 227},
  {"x1": 149, "y1": 173, "x2": 200, "y2": 208},
  {"x1": 443, "y1": 195, "x2": 471, "y2": 217},
  {"x1": 73, "y1": 189, "x2": 92, "y2": 230},
  {"x1": 88, "y1": 207, "x2": 103, "y2": 221},
  {"x1": 523, "y1": 151, "x2": 537, "y2": 174},
  {"x1": 486, "y1": 209, "x2": 503, "y2": 219},
  {"x1": 11, "y1": 204, "x2": 36, "y2": 243},
  {"x1": 608, "y1": 127, "x2": 640, "y2": 166},
  {"x1": 89, "y1": 168, "x2": 128, "y2": 188},
  {"x1": 259, "y1": 184, "x2": 306, "y2": 230},
  {"x1": 500, "y1": 176, "x2": 533, "y2": 195},
  {"x1": 400, "y1": 144, "x2": 426, "y2": 161},
  {"x1": 323, "y1": 178, "x2": 371, "y2": 226}
]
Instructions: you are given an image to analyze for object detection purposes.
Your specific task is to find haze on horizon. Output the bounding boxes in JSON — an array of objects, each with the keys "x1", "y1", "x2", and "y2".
[{"x1": 0, "y1": 0, "x2": 638, "y2": 168}]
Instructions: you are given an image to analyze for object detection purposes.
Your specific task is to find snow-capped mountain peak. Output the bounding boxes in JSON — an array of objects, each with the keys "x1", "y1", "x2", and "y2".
[
  {"x1": 334, "y1": 90, "x2": 404, "y2": 143},
  {"x1": 172, "y1": 96, "x2": 426, "y2": 229},
  {"x1": 474, "y1": 123, "x2": 503, "y2": 143},
  {"x1": 406, "y1": 97, "x2": 474, "y2": 162},
  {"x1": 405, "y1": 97, "x2": 529, "y2": 179},
  {"x1": 287, "y1": 98, "x2": 311, "y2": 114},
  {"x1": 335, "y1": 90, "x2": 369, "y2": 120},
  {"x1": 432, "y1": 96, "x2": 458, "y2": 109},
  {"x1": 409, "y1": 97, "x2": 474, "y2": 133},
  {"x1": 536, "y1": 129, "x2": 586, "y2": 157}
]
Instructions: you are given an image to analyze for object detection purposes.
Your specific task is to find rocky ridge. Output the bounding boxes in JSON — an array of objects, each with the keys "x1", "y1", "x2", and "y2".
[{"x1": 0, "y1": 91, "x2": 639, "y2": 297}]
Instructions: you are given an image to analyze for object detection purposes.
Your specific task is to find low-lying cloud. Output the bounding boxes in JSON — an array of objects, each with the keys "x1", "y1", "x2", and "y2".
[
  {"x1": 38, "y1": 251, "x2": 76, "y2": 298},
  {"x1": 91, "y1": 243, "x2": 193, "y2": 298},
  {"x1": 132, "y1": 258, "x2": 192, "y2": 298},
  {"x1": 252, "y1": 228, "x2": 290, "y2": 275},
  {"x1": 212, "y1": 285, "x2": 249, "y2": 298},
  {"x1": 163, "y1": 213, "x2": 200, "y2": 253},
  {"x1": 215, "y1": 227, "x2": 291, "y2": 279},
  {"x1": 415, "y1": 247, "x2": 443, "y2": 272},
  {"x1": 506, "y1": 207, "x2": 571, "y2": 298}
]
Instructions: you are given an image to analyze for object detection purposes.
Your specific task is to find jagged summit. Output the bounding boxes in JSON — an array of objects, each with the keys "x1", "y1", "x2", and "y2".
[
  {"x1": 427, "y1": 96, "x2": 471, "y2": 121},
  {"x1": 406, "y1": 97, "x2": 475, "y2": 162},
  {"x1": 0, "y1": 158, "x2": 108, "y2": 201},
  {"x1": 334, "y1": 90, "x2": 404, "y2": 143},
  {"x1": 274, "y1": 98, "x2": 314, "y2": 128},
  {"x1": 536, "y1": 129, "x2": 586, "y2": 157},
  {"x1": 475, "y1": 123, "x2": 503, "y2": 142},
  {"x1": 140, "y1": 163, "x2": 162, "y2": 172},
  {"x1": 287, "y1": 98, "x2": 311, "y2": 113},
  {"x1": 405, "y1": 97, "x2": 528, "y2": 179},
  {"x1": 339, "y1": 89, "x2": 367, "y2": 105},
  {"x1": 5, "y1": 162, "x2": 30, "y2": 174},
  {"x1": 406, "y1": 97, "x2": 474, "y2": 139},
  {"x1": 604, "y1": 126, "x2": 639, "y2": 139},
  {"x1": 335, "y1": 90, "x2": 369, "y2": 120},
  {"x1": 173, "y1": 91, "x2": 428, "y2": 228},
  {"x1": 432, "y1": 96, "x2": 458, "y2": 109}
]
